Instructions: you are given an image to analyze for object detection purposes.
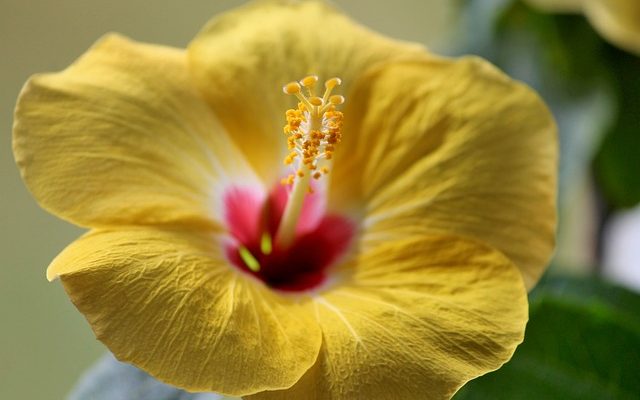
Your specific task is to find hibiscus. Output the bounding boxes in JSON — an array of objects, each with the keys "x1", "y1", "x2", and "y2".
[
  {"x1": 12, "y1": 1, "x2": 557, "y2": 399},
  {"x1": 525, "y1": 0, "x2": 640, "y2": 54}
]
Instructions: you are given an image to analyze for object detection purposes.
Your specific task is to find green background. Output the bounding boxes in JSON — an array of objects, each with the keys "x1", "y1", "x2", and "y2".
[{"x1": 0, "y1": 1, "x2": 452, "y2": 398}]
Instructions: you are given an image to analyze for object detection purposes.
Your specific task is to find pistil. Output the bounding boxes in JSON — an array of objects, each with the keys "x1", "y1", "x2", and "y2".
[{"x1": 275, "y1": 75, "x2": 344, "y2": 248}]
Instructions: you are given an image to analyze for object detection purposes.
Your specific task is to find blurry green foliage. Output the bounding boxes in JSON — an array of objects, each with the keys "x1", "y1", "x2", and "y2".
[
  {"x1": 496, "y1": 2, "x2": 640, "y2": 210},
  {"x1": 592, "y1": 48, "x2": 640, "y2": 209},
  {"x1": 459, "y1": 0, "x2": 640, "y2": 210},
  {"x1": 458, "y1": 0, "x2": 613, "y2": 214},
  {"x1": 453, "y1": 276, "x2": 640, "y2": 400},
  {"x1": 496, "y1": 3, "x2": 605, "y2": 90}
]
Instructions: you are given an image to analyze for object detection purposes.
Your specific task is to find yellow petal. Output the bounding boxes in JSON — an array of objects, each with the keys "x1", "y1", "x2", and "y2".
[
  {"x1": 49, "y1": 228, "x2": 321, "y2": 396},
  {"x1": 13, "y1": 34, "x2": 260, "y2": 229},
  {"x1": 330, "y1": 57, "x2": 557, "y2": 290},
  {"x1": 248, "y1": 234, "x2": 528, "y2": 400},
  {"x1": 584, "y1": 0, "x2": 640, "y2": 55},
  {"x1": 188, "y1": 0, "x2": 424, "y2": 183}
]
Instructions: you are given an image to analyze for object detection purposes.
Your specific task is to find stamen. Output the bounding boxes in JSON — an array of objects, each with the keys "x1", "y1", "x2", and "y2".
[
  {"x1": 300, "y1": 75, "x2": 319, "y2": 97},
  {"x1": 322, "y1": 77, "x2": 342, "y2": 104},
  {"x1": 277, "y1": 75, "x2": 345, "y2": 248},
  {"x1": 239, "y1": 246, "x2": 260, "y2": 272}
]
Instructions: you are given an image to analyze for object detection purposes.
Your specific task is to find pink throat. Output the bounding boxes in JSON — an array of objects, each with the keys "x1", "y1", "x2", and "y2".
[{"x1": 223, "y1": 183, "x2": 355, "y2": 292}]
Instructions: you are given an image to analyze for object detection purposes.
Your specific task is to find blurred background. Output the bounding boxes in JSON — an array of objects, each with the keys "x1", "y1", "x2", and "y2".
[{"x1": 1, "y1": 0, "x2": 638, "y2": 399}]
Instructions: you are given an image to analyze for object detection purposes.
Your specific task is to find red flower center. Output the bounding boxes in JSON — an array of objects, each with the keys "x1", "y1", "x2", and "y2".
[{"x1": 223, "y1": 183, "x2": 355, "y2": 292}]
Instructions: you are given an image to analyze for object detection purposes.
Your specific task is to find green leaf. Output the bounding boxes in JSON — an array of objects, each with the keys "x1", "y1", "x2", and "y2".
[
  {"x1": 68, "y1": 353, "x2": 234, "y2": 400},
  {"x1": 454, "y1": 277, "x2": 640, "y2": 400},
  {"x1": 533, "y1": 275, "x2": 640, "y2": 331}
]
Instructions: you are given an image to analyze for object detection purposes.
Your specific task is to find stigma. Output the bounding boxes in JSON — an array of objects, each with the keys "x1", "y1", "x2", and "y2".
[{"x1": 281, "y1": 75, "x2": 344, "y2": 187}]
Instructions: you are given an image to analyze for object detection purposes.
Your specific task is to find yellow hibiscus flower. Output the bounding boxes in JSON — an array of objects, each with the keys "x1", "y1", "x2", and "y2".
[
  {"x1": 12, "y1": 1, "x2": 557, "y2": 399},
  {"x1": 526, "y1": 0, "x2": 640, "y2": 54}
]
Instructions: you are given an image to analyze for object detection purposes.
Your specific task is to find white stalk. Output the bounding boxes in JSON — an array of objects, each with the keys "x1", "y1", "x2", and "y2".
[{"x1": 275, "y1": 112, "x2": 321, "y2": 248}]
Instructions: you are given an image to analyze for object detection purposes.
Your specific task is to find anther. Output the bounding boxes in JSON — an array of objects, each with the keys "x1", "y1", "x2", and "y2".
[
  {"x1": 322, "y1": 77, "x2": 342, "y2": 105},
  {"x1": 281, "y1": 75, "x2": 344, "y2": 187}
]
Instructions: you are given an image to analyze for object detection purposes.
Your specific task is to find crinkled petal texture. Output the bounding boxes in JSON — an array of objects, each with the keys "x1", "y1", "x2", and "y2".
[
  {"x1": 330, "y1": 57, "x2": 557, "y2": 290},
  {"x1": 188, "y1": 0, "x2": 424, "y2": 183},
  {"x1": 13, "y1": 34, "x2": 259, "y2": 229},
  {"x1": 48, "y1": 228, "x2": 322, "y2": 396},
  {"x1": 248, "y1": 234, "x2": 528, "y2": 400}
]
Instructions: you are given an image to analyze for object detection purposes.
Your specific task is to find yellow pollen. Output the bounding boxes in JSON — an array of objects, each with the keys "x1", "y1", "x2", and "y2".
[
  {"x1": 280, "y1": 174, "x2": 295, "y2": 186},
  {"x1": 276, "y1": 75, "x2": 346, "y2": 248},
  {"x1": 280, "y1": 76, "x2": 345, "y2": 185}
]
